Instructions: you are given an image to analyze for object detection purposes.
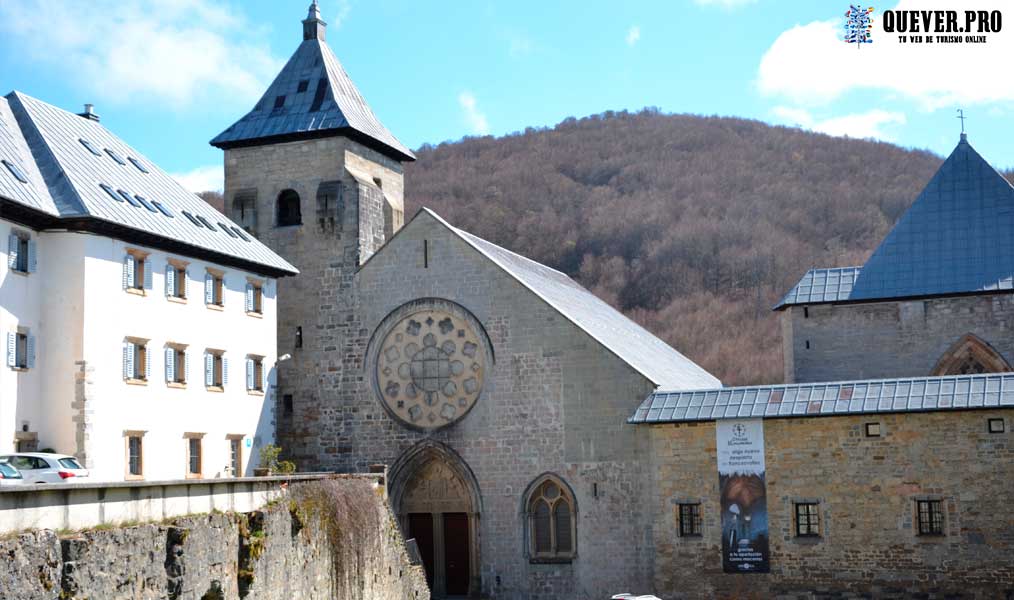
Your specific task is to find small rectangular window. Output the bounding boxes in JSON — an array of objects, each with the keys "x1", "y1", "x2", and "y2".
[
  {"x1": 187, "y1": 437, "x2": 202, "y2": 477},
  {"x1": 206, "y1": 271, "x2": 225, "y2": 307},
  {"x1": 166, "y1": 264, "x2": 187, "y2": 300},
  {"x1": 8, "y1": 331, "x2": 33, "y2": 369},
  {"x1": 988, "y1": 418, "x2": 1005, "y2": 433},
  {"x1": 2, "y1": 159, "x2": 29, "y2": 183},
  {"x1": 865, "y1": 422, "x2": 881, "y2": 437},
  {"x1": 273, "y1": 95, "x2": 286, "y2": 109},
  {"x1": 795, "y1": 502, "x2": 820, "y2": 537},
  {"x1": 105, "y1": 148, "x2": 127, "y2": 165},
  {"x1": 247, "y1": 356, "x2": 265, "y2": 392},
  {"x1": 206, "y1": 350, "x2": 227, "y2": 389},
  {"x1": 126, "y1": 435, "x2": 143, "y2": 477},
  {"x1": 917, "y1": 500, "x2": 944, "y2": 536},
  {"x1": 297, "y1": 80, "x2": 309, "y2": 93},
  {"x1": 283, "y1": 394, "x2": 294, "y2": 416},
  {"x1": 166, "y1": 346, "x2": 187, "y2": 384},
  {"x1": 9, "y1": 233, "x2": 31, "y2": 273},
  {"x1": 124, "y1": 340, "x2": 148, "y2": 381},
  {"x1": 678, "y1": 503, "x2": 702, "y2": 537},
  {"x1": 229, "y1": 437, "x2": 243, "y2": 476},
  {"x1": 246, "y1": 281, "x2": 263, "y2": 314}
]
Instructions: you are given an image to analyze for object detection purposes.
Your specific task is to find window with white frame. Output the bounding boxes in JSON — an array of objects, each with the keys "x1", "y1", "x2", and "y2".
[
  {"x1": 6, "y1": 330, "x2": 35, "y2": 370},
  {"x1": 164, "y1": 345, "x2": 188, "y2": 385},
  {"x1": 205, "y1": 350, "x2": 227, "y2": 389},
  {"x1": 246, "y1": 356, "x2": 265, "y2": 392},
  {"x1": 122, "y1": 250, "x2": 151, "y2": 292},
  {"x1": 245, "y1": 280, "x2": 264, "y2": 314},
  {"x1": 7, "y1": 231, "x2": 36, "y2": 274},
  {"x1": 125, "y1": 432, "x2": 144, "y2": 479},
  {"x1": 185, "y1": 434, "x2": 203, "y2": 478},
  {"x1": 123, "y1": 338, "x2": 150, "y2": 382},
  {"x1": 228, "y1": 435, "x2": 244, "y2": 477},
  {"x1": 204, "y1": 269, "x2": 225, "y2": 307},
  {"x1": 165, "y1": 260, "x2": 188, "y2": 300}
]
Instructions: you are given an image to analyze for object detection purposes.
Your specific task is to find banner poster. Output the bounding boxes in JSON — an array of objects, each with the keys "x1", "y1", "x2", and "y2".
[{"x1": 716, "y1": 418, "x2": 770, "y2": 573}]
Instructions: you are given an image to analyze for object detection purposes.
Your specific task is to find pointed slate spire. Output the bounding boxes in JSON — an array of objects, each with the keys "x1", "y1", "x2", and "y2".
[
  {"x1": 210, "y1": 3, "x2": 414, "y2": 161},
  {"x1": 849, "y1": 134, "x2": 1014, "y2": 300},
  {"x1": 303, "y1": 0, "x2": 326, "y2": 41}
]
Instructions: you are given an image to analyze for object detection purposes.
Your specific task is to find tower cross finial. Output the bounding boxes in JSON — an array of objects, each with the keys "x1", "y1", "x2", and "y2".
[
  {"x1": 957, "y1": 109, "x2": 967, "y2": 136},
  {"x1": 303, "y1": 0, "x2": 326, "y2": 41}
]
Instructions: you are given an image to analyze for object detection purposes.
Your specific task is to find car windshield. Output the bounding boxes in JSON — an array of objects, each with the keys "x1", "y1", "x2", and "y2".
[
  {"x1": 58, "y1": 458, "x2": 84, "y2": 470},
  {"x1": 0, "y1": 463, "x2": 20, "y2": 478}
]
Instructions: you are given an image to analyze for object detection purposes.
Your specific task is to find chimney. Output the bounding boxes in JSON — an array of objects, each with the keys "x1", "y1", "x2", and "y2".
[{"x1": 77, "y1": 103, "x2": 100, "y2": 122}]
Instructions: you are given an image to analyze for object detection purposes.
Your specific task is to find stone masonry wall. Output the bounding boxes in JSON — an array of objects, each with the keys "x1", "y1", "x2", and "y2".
[
  {"x1": 278, "y1": 211, "x2": 661, "y2": 599},
  {"x1": 649, "y1": 409, "x2": 1014, "y2": 599},
  {"x1": 0, "y1": 478, "x2": 428, "y2": 600},
  {"x1": 784, "y1": 293, "x2": 1014, "y2": 383}
]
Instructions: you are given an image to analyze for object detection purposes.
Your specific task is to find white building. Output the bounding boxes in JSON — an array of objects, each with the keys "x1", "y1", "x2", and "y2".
[{"x1": 0, "y1": 92, "x2": 298, "y2": 482}]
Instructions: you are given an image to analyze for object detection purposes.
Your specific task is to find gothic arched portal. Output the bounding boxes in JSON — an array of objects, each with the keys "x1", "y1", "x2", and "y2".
[
  {"x1": 931, "y1": 333, "x2": 1011, "y2": 376},
  {"x1": 389, "y1": 441, "x2": 481, "y2": 598}
]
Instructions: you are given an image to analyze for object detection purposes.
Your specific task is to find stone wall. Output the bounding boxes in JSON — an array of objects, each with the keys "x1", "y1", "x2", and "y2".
[
  {"x1": 783, "y1": 293, "x2": 1014, "y2": 383},
  {"x1": 0, "y1": 478, "x2": 428, "y2": 600},
  {"x1": 648, "y1": 409, "x2": 1014, "y2": 599}
]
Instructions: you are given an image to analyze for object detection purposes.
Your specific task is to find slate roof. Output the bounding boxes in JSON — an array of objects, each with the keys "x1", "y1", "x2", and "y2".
[
  {"x1": 774, "y1": 267, "x2": 861, "y2": 309},
  {"x1": 210, "y1": 6, "x2": 414, "y2": 162},
  {"x1": 0, "y1": 91, "x2": 297, "y2": 276},
  {"x1": 629, "y1": 372, "x2": 1014, "y2": 424},
  {"x1": 408, "y1": 209, "x2": 721, "y2": 390},
  {"x1": 776, "y1": 135, "x2": 1014, "y2": 309}
]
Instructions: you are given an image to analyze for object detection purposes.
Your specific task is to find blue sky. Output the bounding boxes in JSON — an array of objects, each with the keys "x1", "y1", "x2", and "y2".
[{"x1": 1, "y1": 0, "x2": 1011, "y2": 191}]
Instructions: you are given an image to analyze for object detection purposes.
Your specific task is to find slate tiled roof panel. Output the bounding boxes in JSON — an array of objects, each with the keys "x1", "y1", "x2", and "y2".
[
  {"x1": 430, "y1": 210, "x2": 720, "y2": 390},
  {"x1": 0, "y1": 97, "x2": 58, "y2": 215},
  {"x1": 775, "y1": 266, "x2": 861, "y2": 309},
  {"x1": 4, "y1": 92, "x2": 297, "y2": 275},
  {"x1": 210, "y1": 39, "x2": 414, "y2": 161},
  {"x1": 629, "y1": 373, "x2": 1014, "y2": 424}
]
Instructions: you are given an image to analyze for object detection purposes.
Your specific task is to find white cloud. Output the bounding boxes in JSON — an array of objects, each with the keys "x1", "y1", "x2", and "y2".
[
  {"x1": 332, "y1": 0, "x2": 352, "y2": 28},
  {"x1": 458, "y1": 92, "x2": 490, "y2": 135},
  {"x1": 758, "y1": 0, "x2": 1014, "y2": 109},
  {"x1": 507, "y1": 34, "x2": 534, "y2": 57},
  {"x1": 0, "y1": 0, "x2": 282, "y2": 110},
  {"x1": 171, "y1": 164, "x2": 223, "y2": 193},
  {"x1": 626, "y1": 26, "x2": 641, "y2": 47},
  {"x1": 772, "y1": 107, "x2": 907, "y2": 141},
  {"x1": 693, "y1": 0, "x2": 757, "y2": 7}
]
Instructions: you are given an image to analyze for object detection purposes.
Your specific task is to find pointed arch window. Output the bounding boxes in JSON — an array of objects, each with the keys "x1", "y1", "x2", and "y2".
[
  {"x1": 931, "y1": 334, "x2": 1011, "y2": 376},
  {"x1": 526, "y1": 475, "x2": 576, "y2": 562}
]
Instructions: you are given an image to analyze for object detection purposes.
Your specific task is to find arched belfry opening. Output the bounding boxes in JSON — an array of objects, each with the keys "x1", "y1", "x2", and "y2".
[
  {"x1": 389, "y1": 441, "x2": 481, "y2": 598},
  {"x1": 931, "y1": 333, "x2": 1012, "y2": 376}
]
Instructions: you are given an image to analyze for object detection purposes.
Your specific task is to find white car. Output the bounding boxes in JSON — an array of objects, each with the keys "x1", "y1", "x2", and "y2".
[
  {"x1": 0, "y1": 461, "x2": 26, "y2": 486},
  {"x1": 0, "y1": 453, "x2": 90, "y2": 483}
]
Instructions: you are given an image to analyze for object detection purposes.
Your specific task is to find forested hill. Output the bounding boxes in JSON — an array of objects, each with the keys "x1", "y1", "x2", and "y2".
[{"x1": 404, "y1": 109, "x2": 960, "y2": 385}]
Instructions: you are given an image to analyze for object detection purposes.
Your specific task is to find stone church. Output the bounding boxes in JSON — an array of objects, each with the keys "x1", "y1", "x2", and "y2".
[{"x1": 211, "y1": 3, "x2": 718, "y2": 598}]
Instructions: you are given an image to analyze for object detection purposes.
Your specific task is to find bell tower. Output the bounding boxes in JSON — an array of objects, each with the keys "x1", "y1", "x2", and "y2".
[{"x1": 211, "y1": 1, "x2": 415, "y2": 461}]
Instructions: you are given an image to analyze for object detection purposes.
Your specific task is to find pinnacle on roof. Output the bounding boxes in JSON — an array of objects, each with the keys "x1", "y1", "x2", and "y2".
[{"x1": 210, "y1": 2, "x2": 414, "y2": 162}]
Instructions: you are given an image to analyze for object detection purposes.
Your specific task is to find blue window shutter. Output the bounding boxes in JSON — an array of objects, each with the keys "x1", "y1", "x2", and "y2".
[
  {"x1": 183, "y1": 350, "x2": 189, "y2": 383},
  {"x1": 123, "y1": 255, "x2": 135, "y2": 289},
  {"x1": 6, "y1": 332, "x2": 15, "y2": 368},
  {"x1": 263, "y1": 279, "x2": 274, "y2": 299},
  {"x1": 204, "y1": 273, "x2": 213, "y2": 304},
  {"x1": 26, "y1": 239, "x2": 37, "y2": 273},
  {"x1": 246, "y1": 359, "x2": 254, "y2": 390},
  {"x1": 262, "y1": 362, "x2": 268, "y2": 391},
  {"x1": 26, "y1": 335, "x2": 35, "y2": 369},
  {"x1": 144, "y1": 344, "x2": 151, "y2": 380},
  {"x1": 220, "y1": 275, "x2": 226, "y2": 306},
  {"x1": 222, "y1": 357, "x2": 229, "y2": 387},
  {"x1": 205, "y1": 352, "x2": 214, "y2": 386},
  {"x1": 182, "y1": 270, "x2": 189, "y2": 299},
  {"x1": 7, "y1": 235, "x2": 17, "y2": 269},
  {"x1": 165, "y1": 265, "x2": 175, "y2": 297},
  {"x1": 143, "y1": 260, "x2": 153, "y2": 290},
  {"x1": 165, "y1": 347, "x2": 175, "y2": 382},
  {"x1": 245, "y1": 283, "x2": 253, "y2": 312},
  {"x1": 123, "y1": 342, "x2": 134, "y2": 379}
]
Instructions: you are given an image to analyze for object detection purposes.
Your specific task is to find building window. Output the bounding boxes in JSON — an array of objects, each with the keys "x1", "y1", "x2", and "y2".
[
  {"x1": 231, "y1": 189, "x2": 258, "y2": 234},
  {"x1": 246, "y1": 356, "x2": 265, "y2": 392},
  {"x1": 526, "y1": 475, "x2": 576, "y2": 561},
  {"x1": 917, "y1": 500, "x2": 944, "y2": 536},
  {"x1": 165, "y1": 345, "x2": 187, "y2": 385},
  {"x1": 185, "y1": 435, "x2": 203, "y2": 478},
  {"x1": 277, "y1": 189, "x2": 302, "y2": 226},
  {"x1": 7, "y1": 232, "x2": 35, "y2": 274},
  {"x1": 795, "y1": 502, "x2": 821, "y2": 537},
  {"x1": 123, "y1": 339, "x2": 150, "y2": 382},
  {"x1": 283, "y1": 394, "x2": 294, "y2": 416},
  {"x1": 122, "y1": 250, "x2": 150, "y2": 292},
  {"x1": 295, "y1": 326, "x2": 303, "y2": 349},
  {"x1": 316, "y1": 181, "x2": 342, "y2": 231},
  {"x1": 865, "y1": 422, "x2": 881, "y2": 437},
  {"x1": 204, "y1": 270, "x2": 225, "y2": 307},
  {"x1": 988, "y1": 418, "x2": 1005, "y2": 434},
  {"x1": 228, "y1": 436, "x2": 243, "y2": 477},
  {"x1": 125, "y1": 433, "x2": 144, "y2": 479},
  {"x1": 165, "y1": 261, "x2": 188, "y2": 300},
  {"x1": 6, "y1": 330, "x2": 35, "y2": 370},
  {"x1": 245, "y1": 281, "x2": 264, "y2": 314},
  {"x1": 205, "y1": 350, "x2": 227, "y2": 389},
  {"x1": 678, "y1": 503, "x2": 702, "y2": 537}
]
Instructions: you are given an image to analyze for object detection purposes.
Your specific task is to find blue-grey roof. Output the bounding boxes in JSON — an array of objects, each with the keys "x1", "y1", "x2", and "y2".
[
  {"x1": 629, "y1": 372, "x2": 1014, "y2": 424},
  {"x1": 0, "y1": 91, "x2": 297, "y2": 275},
  {"x1": 210, "y1": 19, "x2": 414, "y2": 162},
  {"x1": 777, "y1": 136, "x2": 1014, "y2": 309},
  {"x1": 415, "y1": 210, "x2": 720, "y2": 390},
  {"x1": 775, "y1": 267, "x2": 861, "y2": 309}
]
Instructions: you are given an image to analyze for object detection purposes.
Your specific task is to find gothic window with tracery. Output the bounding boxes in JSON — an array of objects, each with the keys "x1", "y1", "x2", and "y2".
[{"x1": 526, "y1": 475, "x2": 576, "y2": 561}]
